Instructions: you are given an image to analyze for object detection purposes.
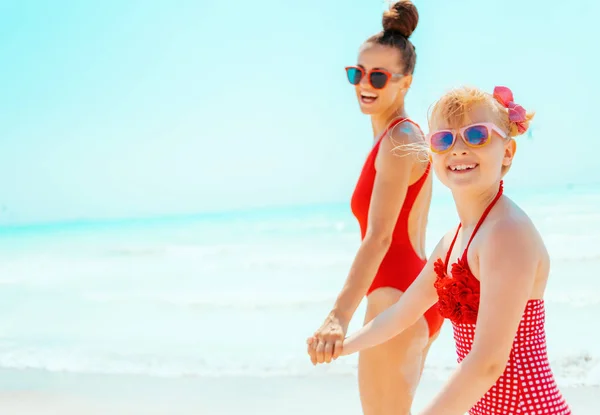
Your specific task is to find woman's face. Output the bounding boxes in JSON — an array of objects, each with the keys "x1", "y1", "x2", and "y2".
[{"x1": 351, "y1": 43, "x2": 411, "y2": 115}]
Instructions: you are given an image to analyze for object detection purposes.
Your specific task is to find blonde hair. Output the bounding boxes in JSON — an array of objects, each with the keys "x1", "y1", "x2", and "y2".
[
  {"x1": 424, "y1": 86, "x2": 534, "y2": 176},
  {"x1": 428, "y1": 85, "x2": 535, "y2": 137}
]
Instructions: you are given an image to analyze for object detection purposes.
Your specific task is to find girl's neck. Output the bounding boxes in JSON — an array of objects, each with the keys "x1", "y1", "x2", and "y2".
[{"x1": 452, "y1": 181, "x2": 503, "y2": 228}]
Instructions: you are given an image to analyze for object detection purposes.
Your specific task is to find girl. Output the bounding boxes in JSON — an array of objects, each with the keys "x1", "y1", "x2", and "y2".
[
  {"x1": 307, "y1": 1, "x2": 443, "y2": 414},
  {"x1": 313, "y1": 85, "x2": 572, "y2": 415}
]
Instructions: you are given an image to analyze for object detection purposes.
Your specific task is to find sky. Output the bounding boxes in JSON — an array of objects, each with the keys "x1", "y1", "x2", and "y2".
[{"x1": 0, "y1": 0, "x2": 598, "y2": 225}]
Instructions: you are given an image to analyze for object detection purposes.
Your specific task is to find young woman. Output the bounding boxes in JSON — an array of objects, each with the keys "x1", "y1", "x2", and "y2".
[
  {"x1": 316, "y1": 85, "x2": 572, "y2": 415},
  {"x1": 306, "y1": 2, "x2": 443, "y2": 414}
]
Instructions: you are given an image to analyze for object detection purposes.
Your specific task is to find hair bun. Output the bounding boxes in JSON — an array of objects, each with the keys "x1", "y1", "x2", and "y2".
[{"x1": 382, "y1": 0, "x2": 419, "y2": 38}]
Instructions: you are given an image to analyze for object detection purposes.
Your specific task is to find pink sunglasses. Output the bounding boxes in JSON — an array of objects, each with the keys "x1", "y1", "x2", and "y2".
[{"x1": 426, "y1": 122, "x2": 508, "y2": 154}]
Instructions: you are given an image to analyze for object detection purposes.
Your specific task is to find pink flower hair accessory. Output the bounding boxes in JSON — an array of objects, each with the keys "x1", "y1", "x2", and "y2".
[{"x1": 493, "y1": 86, "x2": 528, "y2": 134}]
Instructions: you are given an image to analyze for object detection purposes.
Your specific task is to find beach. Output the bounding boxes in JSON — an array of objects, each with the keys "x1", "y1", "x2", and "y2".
[
  {"x1": 0, "y1": 369, "x2": 597, "y2": 414},
  {"x1": 2, "y1": 0, "x2": 599, "y2": 411},
  {"x1": 0, "y1": 180, "x2": 599, "y2": 414}
]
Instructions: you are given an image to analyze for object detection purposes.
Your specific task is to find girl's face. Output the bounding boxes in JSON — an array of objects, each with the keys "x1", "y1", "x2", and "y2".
[{"x1": 429, "y1": 103, "x2": 516, "y2": 192}]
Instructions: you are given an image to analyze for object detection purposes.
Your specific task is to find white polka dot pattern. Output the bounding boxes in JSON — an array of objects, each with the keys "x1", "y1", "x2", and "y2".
[{"x1": 451, "y1": 300, "x2": 571, "y2": 414}]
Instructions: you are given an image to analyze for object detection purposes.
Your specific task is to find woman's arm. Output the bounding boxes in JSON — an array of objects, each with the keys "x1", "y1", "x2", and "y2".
[
  {"x1": 308, "y1": 124, "x2": 426, "y2": 364},
  {"x1": 340, "y1": 238, "x2": 443, "y2": 356},
  {"x1": 419, "y1": 218, "x2": 539, "y2": 415},
  {"x1": 330, "y1": 125, "x2": 421, "y2": 322}
]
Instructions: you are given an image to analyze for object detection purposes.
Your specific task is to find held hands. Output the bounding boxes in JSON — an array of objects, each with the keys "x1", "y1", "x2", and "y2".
[{"x1": 306, "y1": 314, "x2": 348, "y2": 365}]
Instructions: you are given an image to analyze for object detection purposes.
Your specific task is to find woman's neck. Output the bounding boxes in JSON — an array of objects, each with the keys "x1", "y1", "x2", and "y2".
[
  {"x1": 371, "y1": 105, "x2": 407, "y2": 140},
  {"x1": 452, "y1": 181, "x2": 503, "y2": 228}
]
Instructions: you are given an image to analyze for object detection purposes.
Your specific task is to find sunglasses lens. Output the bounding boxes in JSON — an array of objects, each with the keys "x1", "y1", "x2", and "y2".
[
  {"x1": 430, "y1": 131, "x2": 454, "y2": 152},
  {"x1": 463, "y1": 125, "x2": 490, "y2": 146},
  {"x1": 370, "y1": 71, "x2": 389, "y2": 89},
  {"x1": 346, "y1": 67, "x2": 362, "y2": 85}
]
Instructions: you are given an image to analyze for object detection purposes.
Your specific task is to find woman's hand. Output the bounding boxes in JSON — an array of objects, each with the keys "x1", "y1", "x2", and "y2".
[{"x1": 306, "y1": 313, "x2": 348, "y2": 365}]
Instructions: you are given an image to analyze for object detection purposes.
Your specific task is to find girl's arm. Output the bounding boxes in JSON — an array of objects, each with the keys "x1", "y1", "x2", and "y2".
[
  {"x1": 419, "y1": 218, "x2": 539, "y2": 415},
  {"x1": 340, "y1": 236, "x2": 446, "y2": 356}
]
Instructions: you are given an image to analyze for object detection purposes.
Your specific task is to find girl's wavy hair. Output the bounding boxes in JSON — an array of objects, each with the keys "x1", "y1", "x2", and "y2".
[
  {"x1": 392, "y1": 86, "x2": 535, "y2": 176},
  {"x1": 428, "y1": 86, "x2": 534, "y2": 137}
]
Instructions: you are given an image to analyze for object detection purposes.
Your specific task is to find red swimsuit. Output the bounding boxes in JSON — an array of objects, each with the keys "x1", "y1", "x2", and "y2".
[
  {"x1": 351, "y1": 117, "x2": 444, "y2": 337},
  {"x1": 434, "y1": 182, "x2": 571, "y2": 414}
]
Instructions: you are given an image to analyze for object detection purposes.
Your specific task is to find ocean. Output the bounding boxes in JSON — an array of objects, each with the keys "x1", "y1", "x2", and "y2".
[{"x1": 0, "y1": 181, "x2": 599, "y2": 388}]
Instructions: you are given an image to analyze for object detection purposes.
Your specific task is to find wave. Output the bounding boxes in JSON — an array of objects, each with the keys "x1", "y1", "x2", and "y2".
[
  {"x1": 81, "y1": 291, "x2": 337, "y2": 311},
  {"x1": 102, "y1": 244, "x2": 230, "y2": 258},
  {"x1": 78, "y1": 287, "x2": 600, "y2": 310},
  {"x1": 0, "y1": 348, "x2": 597, "y2": 386},
  {"x1": 544, "y1": 292, "x2": 600, "y2": 307},
  {"x1": 0, "y1": 285, "x2": 594, "y2": 311},
  {"x1": 423, "y1": 351, "x2": 600, "y2": 387}
]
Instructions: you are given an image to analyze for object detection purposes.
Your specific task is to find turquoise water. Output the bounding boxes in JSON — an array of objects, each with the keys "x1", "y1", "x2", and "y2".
[{"x1": 0, "y1": 182, "x2": 599, "y2": 386}]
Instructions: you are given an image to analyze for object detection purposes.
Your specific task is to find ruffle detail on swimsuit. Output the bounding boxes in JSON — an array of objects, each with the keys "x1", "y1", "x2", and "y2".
[{"x1": 433, "y1": 257, "x2": 480, "y2": 324}]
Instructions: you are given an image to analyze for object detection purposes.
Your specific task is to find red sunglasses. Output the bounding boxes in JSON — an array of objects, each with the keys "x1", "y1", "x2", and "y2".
[{"x1": 345, "y1": 66, "x2": 404, "y2": 89}]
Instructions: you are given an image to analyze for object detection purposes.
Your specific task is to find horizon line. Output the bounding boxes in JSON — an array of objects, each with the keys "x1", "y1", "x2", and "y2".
[{"x1": 0, "y1": 200, "x2": 352, "y2": 232}]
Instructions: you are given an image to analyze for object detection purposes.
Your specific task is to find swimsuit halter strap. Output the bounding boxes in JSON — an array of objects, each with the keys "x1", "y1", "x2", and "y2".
[
  {"x1": 444, "y1": 181, "x2": 504, "y2": 267},
  {"x1": 376, "y1": 117, "x2": 430, "y2": 213},
  {"x1": 376, "y1": 117, "x2": 407, "y2": 144}
]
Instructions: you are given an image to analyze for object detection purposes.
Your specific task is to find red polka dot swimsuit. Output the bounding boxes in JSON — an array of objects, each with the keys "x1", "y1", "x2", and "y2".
[{"x1": 433, "y1": 182, "x2": 572, "y2": 415}]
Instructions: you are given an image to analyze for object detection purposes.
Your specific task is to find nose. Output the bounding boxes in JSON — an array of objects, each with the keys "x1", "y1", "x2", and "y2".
[{"x1": 451, "y1": 134, "x2": 469, "y2": 156}]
